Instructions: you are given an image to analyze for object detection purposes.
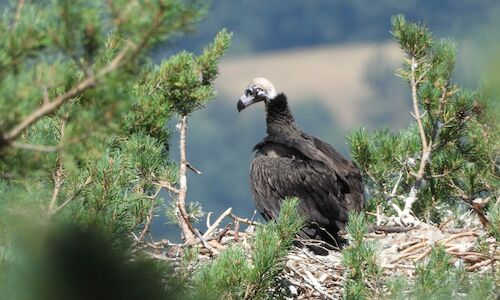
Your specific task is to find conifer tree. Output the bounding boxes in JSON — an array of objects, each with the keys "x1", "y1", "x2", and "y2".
[
  {"x1": 348, "y1": 15, "x2": 499, "y2": 227},
  {"x1": 0, "y1": 0, "x2": 234, "y2": 297}
]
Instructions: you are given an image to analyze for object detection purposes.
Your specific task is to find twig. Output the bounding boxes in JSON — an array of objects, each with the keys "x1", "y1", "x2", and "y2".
[
  {"x1": 206, "y1": 211, "x2": 212, "y2": 229},
  {"x1": 301, "y1": 270, "x2": 335, "y2": 300},
  {"x1": 11, "y1": 142, "x2": 61, "y2": 152},
  {"x1": 186, "y1": 162, "x2": 202, "y2": 175},
  {"x1": 233, "y1": 220, "x2": 240, "y2": 242},
  {"x1": 397, "y1": 240, "x2": 421, "y2": 251},
  {"x1": 438, "y1": 231, "x2": 477, "y2": 245},
  {"x1": 203, "y1": 207, "x2": 232, "y2": 239},
  {"x1": 138, "y1": 202, "x2": 156, "y2": 241},
  {"x1": 215, "y1": 224, "x2": 231, "y2": 243},
  {"x1": 466, "y1": 259, "x2": 493, "y2": 272},
  {"x1": 400, "y1": 240, "x2": 428, "y2": 254},
  {"x1": 396, "y1": 56, "x2": 434, "y2": 225},
  {"x1": 413, "y1": 247, "x2": 432, "y2": 262},
  {"x1": 50, "y1": 176, "x2": 92, "y2": 215},
  {"x1": 368, "y1": 225, "x2": 415, "y2": 233},
  {"x1": 48, "y1": 118, "x2": 67, "y2": 214},
  {"x1": 155, "y1": 180, "x2": 180, "y2": 194},
  {"x1": 229, "y1": 212, "x2": 262, "y2": 226}
]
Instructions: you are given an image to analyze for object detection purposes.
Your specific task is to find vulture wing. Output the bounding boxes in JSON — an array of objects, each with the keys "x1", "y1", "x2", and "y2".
[
  {"x1": 308, "y1": 134, "x2": 365, "y2": 212},
  {"x1": 250, "y1": 135, "x2": 352, "y2": 234}
]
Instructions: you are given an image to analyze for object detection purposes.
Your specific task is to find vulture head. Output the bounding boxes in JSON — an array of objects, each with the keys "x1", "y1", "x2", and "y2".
[{"x1": 237, "y1": 77, "x2": 278, "y2": 112}]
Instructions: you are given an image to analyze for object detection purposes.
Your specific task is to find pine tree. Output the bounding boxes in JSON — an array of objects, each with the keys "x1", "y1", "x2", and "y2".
[
  {"x1": 343, "y1": 14, "x2": 498, "y2": 300},
  {"x1": 0, "y1": 0, "x2": 234, "y2": 297},
  {"x1": 348, "y1": 15, "x2": 499, "y2": 227}
]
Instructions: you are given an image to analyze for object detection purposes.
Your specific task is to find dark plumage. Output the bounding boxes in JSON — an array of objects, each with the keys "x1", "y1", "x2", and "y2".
[{"x1": 237, "y1": 78, "x2": 364, "y2": 249}]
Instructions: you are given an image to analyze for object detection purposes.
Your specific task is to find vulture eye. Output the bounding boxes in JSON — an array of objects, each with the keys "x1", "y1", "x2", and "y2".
[{"x1": 245, "y1": 89, "x2": 252, "y2": 96}]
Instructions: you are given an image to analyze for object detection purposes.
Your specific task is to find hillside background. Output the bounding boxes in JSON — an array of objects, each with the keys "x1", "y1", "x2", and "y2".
[{"x1": 151, "y1": 1, "x2": 500, "y2": 239}]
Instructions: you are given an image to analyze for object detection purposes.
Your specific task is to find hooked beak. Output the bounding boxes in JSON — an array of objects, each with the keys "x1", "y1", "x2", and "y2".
[{"x1": 237, "y1": 94, "x2": 257, "y2": 112}]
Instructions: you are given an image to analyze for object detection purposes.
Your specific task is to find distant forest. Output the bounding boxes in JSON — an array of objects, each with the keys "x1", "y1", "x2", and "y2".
[{"x1": 164, "y1": 0, "x2": 499, "y2": 55}]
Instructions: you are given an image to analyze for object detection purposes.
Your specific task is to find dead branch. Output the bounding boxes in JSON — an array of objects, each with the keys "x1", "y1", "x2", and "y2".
[
  {"x1": 139, "y1": 203, "x2": 157, "y2": 241},
  {"x1": 176, "y1": 115, "x2": 197, "y2": 243},
  {"x1": 438, "y1": 231, "x2": 477, "y2": 245},
  {"x1": 229, "y1": 212, "x2": 262, "y2": 226},
  {"x1": 368, "y1": 225, "x2": 415, "y2": 233},
  {"x1": 203, "y1": 207, "x2": 232, "y2": 239},
  {"x1": 186, "y1": 162, "x2": 202, "y2": 175},
  {"x1": 466, "y1": 259, "x2": 493, "y2": 272}
]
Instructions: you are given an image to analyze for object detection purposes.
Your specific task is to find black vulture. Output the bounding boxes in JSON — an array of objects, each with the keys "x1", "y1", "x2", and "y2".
[{"x1": 237, "y1": 77, "x2": 365, "y2": 250}]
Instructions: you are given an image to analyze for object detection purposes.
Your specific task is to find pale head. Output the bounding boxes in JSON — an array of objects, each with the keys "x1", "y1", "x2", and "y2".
[{"x1": 237, "y1": 77, "x2": 278, "y2": 112}]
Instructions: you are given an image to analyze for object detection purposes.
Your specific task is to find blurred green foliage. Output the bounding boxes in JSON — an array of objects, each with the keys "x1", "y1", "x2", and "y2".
[{"x1": 0, "y1": 0, "x2": 233, "y2": 296}]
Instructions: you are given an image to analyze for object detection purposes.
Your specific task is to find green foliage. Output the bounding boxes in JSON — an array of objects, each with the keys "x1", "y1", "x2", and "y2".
[
  {"x1": 0, "y1": 0, "x2": 233, "y2": 296},
  {"x1": 486, "y1": 202, "x2": 500, "y2": 241},
  {"x1": 391, "y1": 14, "x2": 432, "y2": 59},
  {"x1": 386, "y1": 247, "x2": 497, "y2": 300},
  {"x1": 413, "y1": 247, "x2": 454, "y2": 298},
  {"x1": 191, "y1": 198, "x2": 304, "y2": 300},
  {"x1": 348, "y1": 15, "x2": 499, "y2": 223},
  {"x1": 342, "y1": 212, "x2": 382, "y2": 299},
  {"x1": 154, "y1": 29, "x2": 232, "y2": 116},
  {"x1": 193, "y1": 245, "x2": 249, "y2": 299}
]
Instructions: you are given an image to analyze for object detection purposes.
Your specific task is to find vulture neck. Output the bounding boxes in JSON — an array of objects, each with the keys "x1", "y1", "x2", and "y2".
[{"x1": 265, "y1": 93, "x2": 298, "y2": 135}]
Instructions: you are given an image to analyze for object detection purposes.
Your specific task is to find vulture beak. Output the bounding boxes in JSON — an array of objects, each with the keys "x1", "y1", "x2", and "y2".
[{"x1": 237, "y1": 94, "x2": 257, "y2": 112}]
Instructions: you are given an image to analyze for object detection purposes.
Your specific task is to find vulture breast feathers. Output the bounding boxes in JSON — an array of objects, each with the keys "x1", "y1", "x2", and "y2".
[{"x1": 237, "y1": 77, "x2": 365, "y2": 247}]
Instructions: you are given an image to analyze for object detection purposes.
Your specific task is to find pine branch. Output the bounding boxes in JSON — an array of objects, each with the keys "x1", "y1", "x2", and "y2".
[
  {"x1": 0, "y1": 45, "x2": 132, "y2": 147},
  {"x1": 48, "y1": 117, "x2": 67, "y2": 214},
  {"x1": 138, "y1": 187, "x2": 162, "y2": 242},
  {"x1": 49, "y1": 176, "x2": 92, "y2": 216}
]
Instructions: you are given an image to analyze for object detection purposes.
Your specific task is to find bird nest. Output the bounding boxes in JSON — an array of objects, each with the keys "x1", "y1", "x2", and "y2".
[
  {"x1": 139, "y1": 214, "x2": 498, "y2": 300},
  {"x1": 280, "y1": 223, "x2": 498, "y2": 299}
]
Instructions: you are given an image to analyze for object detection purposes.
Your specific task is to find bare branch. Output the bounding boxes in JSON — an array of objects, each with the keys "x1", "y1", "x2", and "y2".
[
  {"x1": 139, "y1": 203, "x2": 156, "y2": 241},
  {"x1": 203, "y1": 207, "x2": 232, "y2": 239},
  {"x1": 48, "y1": 118, "x2": 67, "y2": 214},
  {"x1": 229, "y1": 212, "x2": 262, "y2": 226},
  {"x1": 136, "y1": 187, "x2": 163, "y2": 242},
  {"x1": 410, "y1": 56, "x2": 428, "y2": 151},
  {"x1": 155, "y1": 180, "x2": 180, "y2": 194},
  {"x1": 186, "y1": 162, "x2": 202, "y2": 175},
  {"x1": 176, "y1": 116, "x2": 197, "y2": 243},
  {"x1": 11, "y1": 142, "x2": 61, "y2": 152}
]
